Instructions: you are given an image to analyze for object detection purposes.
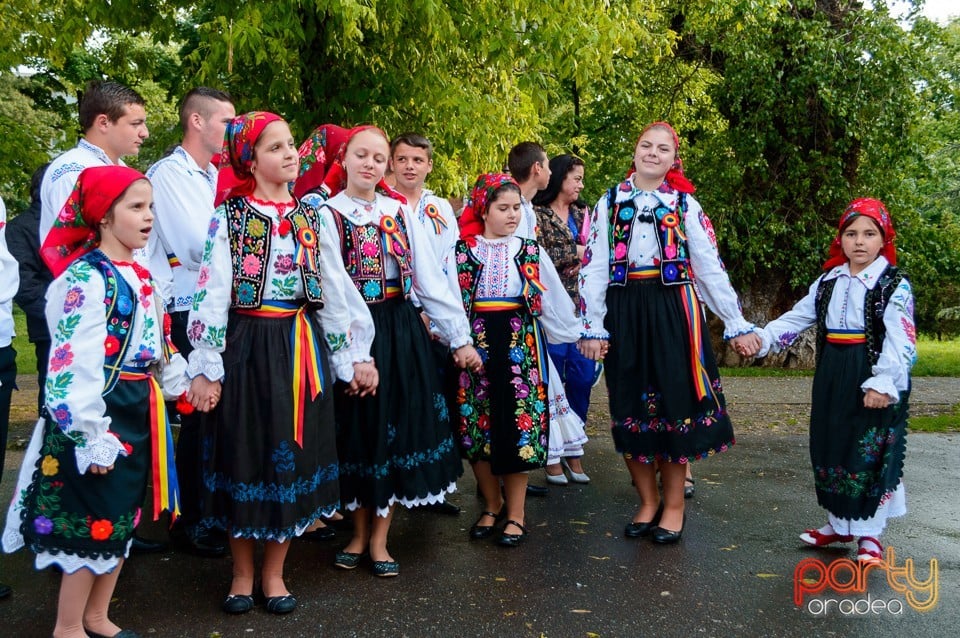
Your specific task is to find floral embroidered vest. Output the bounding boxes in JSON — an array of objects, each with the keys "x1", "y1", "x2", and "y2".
[
  {"x1": 331, "y1": 208, "x2": 414, "y2": 303},
  {"x1": 814, "y1": 265, "x2": 905, "y2": 366},
  {"x1": 454, "y1": 239, "x2": 544, "y2": 317},
  {"x1": 78, "y1": 251, "x2": 136, "y2": 395},
  {"x1": 224, "y1": 196, "x2": 325, "y2": 309},
  {"x1": 605, "y1": 186, "x2": 691, "y2": 287}
]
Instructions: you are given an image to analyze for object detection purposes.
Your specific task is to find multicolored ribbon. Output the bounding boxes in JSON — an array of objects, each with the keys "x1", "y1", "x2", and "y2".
[
  {"x1": 520, "y1": 262, "x2": 548, "y2": 300},
  {"x1": 238, "y1": 301, "x2": 324, "y2": 447},
  {"x1": 119, "y1": 370, "x2": 181, "y2": 521},
  {"x1": 293, "y1": 226, "x2": 319, "y2": 272},
  {"x1": 379, "y1": 215, "x2": 409, "y2": 258},
  {"x1": 826, "y1": 330, "x2": 867, "y2": 345},
  {"x1": 627, "y1": 266, "x2": 659, "y2": 280},
  {"x1": 384, "y1": 278, "x2": 403, "y2": 298},
  {"x1": 473, "y1": 297, "x2": 550, "y2": 391},
  {"x1": 678, "y1": 285, "x2": 713, "y2": 402},
  {"x1": 422, "y1": 202, "x2": 448, "y2": 235}
]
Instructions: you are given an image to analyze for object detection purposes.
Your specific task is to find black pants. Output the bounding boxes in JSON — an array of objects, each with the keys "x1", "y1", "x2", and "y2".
[
  {"x1": 0, "y1": 345, "x2": 17, "y2": 480},
  {"x1": 33, "y1": 340, "x2": 50, "y2": 417}
]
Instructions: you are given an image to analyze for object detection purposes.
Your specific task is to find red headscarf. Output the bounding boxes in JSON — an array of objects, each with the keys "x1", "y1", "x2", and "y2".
[
  {"x1": 293, "y1": 123, "x2": 350, "y2": 198},
  {"x1": 314, "y1": 125, "x2": 406, "y2": 203},
  {"x1": 41, "y1": 166, "x2": 149, "y2": 278},
  {"x1": 627, "y1": 121, "x2": 696, "y2": 194},
  {"x1": 822, "y1": 197, "x2": 897, "y2": 271},
  {"x1": 458, "y1": 173, "x2": 520, "y2": 247},
  {"x1": 214, "y1": 111, "x2": 284, "y2": 206}
]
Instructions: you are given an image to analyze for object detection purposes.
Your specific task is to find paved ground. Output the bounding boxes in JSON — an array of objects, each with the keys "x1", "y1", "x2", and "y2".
[{"x1": 1, "y1": 376, "x2": 958, "y2": 637}]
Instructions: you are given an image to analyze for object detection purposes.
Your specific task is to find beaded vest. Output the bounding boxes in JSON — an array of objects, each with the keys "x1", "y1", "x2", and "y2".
[
  {"x1": 454, "y1": 238, "x2": 544, "y2": 317},
  {"x1": 331, "y1": 207, "x2": 414, "y2": 303}
]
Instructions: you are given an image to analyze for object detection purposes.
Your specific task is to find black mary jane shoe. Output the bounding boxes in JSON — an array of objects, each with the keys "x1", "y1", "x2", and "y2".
[
  {"x1": 525, "y1": 484, "x2": 549, "y2": 497},
  {"x1": 684, "y1": 477, "x2": 696, "y2": 499},
  {"x1": 624, "y1": 504, "x2": 663, "y2": 538},
  {"x1": 85, "y1": 629, "x2": 142, "y2": 638},
  {"x1": 221, "y1": 593, "x2": 255, "y2": 614},
  {"x1": 469, "y1": 509, "x2": 505, "y2": 540},
  {"x1": 497, "y1": 520, "x2": 528, "y2": 548},
  {"x1": 264, "y1": 593, "x2": 298, "y2": 614},
  {"x1": 651, "y1": 515, "x2": 686, "y2": 545},
  {"x1": 302, "y1": 523, "x2": 337, "y2": 542}
]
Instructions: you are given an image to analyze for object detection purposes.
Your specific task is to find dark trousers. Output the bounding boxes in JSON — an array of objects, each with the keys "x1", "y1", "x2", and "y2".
[
  {"x1": 169, "y1": 311, "x2": 204, "y2": 527},
  {"x1": 33, "y1": 340, "x2": 50, "y2": 417},
  {"x1": 0, "y1": 345, "x2": 17, "y2": 479},
  {"x1": 546, "y1": 341, "x2": 595, "y2": 423}
]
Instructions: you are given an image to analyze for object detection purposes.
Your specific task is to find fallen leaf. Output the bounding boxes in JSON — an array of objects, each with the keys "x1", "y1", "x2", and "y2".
[
  {"x1": 756, "y1": 573, "x2": 780, "y2": 579},
  {"x1": 719, "y1": 545, "x2": 738, "y2": 551},
  {"x1": 570, "y1": 609, "x2": 592, "y2": 614},
  {"x1": 495, "y1": 577, "x2": 507, "y2": 582},
  {"x1": 588, "y1": 555, "x2": 610, "y2": 561},
  {"x1": 570, "y1": 520, "x2": 590, "y2": 525}
]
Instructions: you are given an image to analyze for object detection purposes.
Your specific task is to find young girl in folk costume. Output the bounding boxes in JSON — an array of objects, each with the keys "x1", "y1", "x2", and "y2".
[
  {"x1": 578, "y1": 122, "x2": 761, "y2": 544},
  {"x1": 3, "y1": 166, "x2": 186, "y2": 638},
  {"x1": 757, "y1": 198, "x2": 915, "y2": 564},
  {"x1": 297, "y1": 125, "x2": 481, "y2": 577},
  {"x1": 186, "y1": 112, "x2": 377, "y2": 614},
  {"x1": 454, "y1": 174, "x2": 581, "y2": 547}
]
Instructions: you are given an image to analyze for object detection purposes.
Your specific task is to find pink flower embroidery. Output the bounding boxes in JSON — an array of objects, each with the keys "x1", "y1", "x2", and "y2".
[
  {"x1": 241, "y1": 254, "x2": 261, "y2": 277},
  {"x1": 49, "y1": 345, "x2": 74, "y2": 372},
  {"x1": 901, "y1": 317, "x2": 916, "y2": 344},
  {"x1": 361, "y1": 241, "x2": 379, "y2": 257},
  {"x1": 197, "y1": 267, "x2": 210, "y2": 287},
  {"x1": 614, "y1": 243, "x2": 627, "y2": 259}
]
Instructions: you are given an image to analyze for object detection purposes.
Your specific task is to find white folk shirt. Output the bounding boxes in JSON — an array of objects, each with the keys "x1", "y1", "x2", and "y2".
[
  {"x1": 0, "y1": 197, "x2": 19, "y2": 347},
  {"x1": 146, "y1": 146, "x2": 218, "y2": 311},
  {"x1": 578, "y1": 181, "x2": 755, "y2": 340},
  {"x1": 516, "y1": 197, "x2": 539, "y2": 241},
  {"x1": 40, "y1": 139, "x2": 123, "y2": 242},
  {"x1": 187, "y1": 197, "x2": 368, "y2": 383},
  {"x1": 315, "y1": 191, "x2": 473, "y2": 355},
  {"x1": 757, "y1": 256, "x2": 916, "y2": 402}
]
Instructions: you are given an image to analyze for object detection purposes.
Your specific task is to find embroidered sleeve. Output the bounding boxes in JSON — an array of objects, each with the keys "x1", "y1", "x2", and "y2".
[
  {"x1": 861, "y1": 278, "x2": 916, "y2": 402},
  {"x1": 185, "y1": 205, "x2": 230, "y2": 380},
  {"x1": 756, "y1": 278, "x2": 820, "y2": 357},
  {"x1": 684, "y1": 197, "x2": 755, "y2": 339},
  {"x1": 537, "y1": 250, "x2": 582, "y2": 344},
  {"x1": 44, "y1": 261, "x2": 125, "y2": 474},
  {"x1": 577, "y1": 194, "x2": 611, "y2": 340},
  {"x1": 405, "y1": 206, "x2": 473, "y2": 349}
]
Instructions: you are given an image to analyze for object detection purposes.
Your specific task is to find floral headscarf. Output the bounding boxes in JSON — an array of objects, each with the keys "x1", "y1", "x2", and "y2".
[
  {"x1": 293, "y1": 123, "x2": 350, "y2": 198},
  {"x1": 41, "y1": 165, "x2": 149, "y2": 277},
  {"x1": 822, "y1": 197, "x2": 897, "y2": 271},
  {"x1": 458, "y1": 173, "x2": 520, "y2": 247},
  {"x1": 627, "y1": 121, "x2": 696, "y2": 194},
  {"x1": 306, "y1": 124, "x2": 406, "y2": 203},
  {"x1": 214, "y1": 111, "x2": 284, "y2": 206}
]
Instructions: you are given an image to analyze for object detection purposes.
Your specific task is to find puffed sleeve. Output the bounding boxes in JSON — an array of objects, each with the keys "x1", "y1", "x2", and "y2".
[
  {"x1": 185, "y1": 205, "x2": 231, "y2": 381},
  {"x1": 861, "y1": 278, "x2": 916, "y2": 402},
  {"x1": 577, "y1": 194, "x2": 611, "y2": 340},
  {"x1": 756, "y1": 277, "x2": 821, "y2": 358},
  {"x1": 44, "y1": 261, "x2": 125, "y2": 474},
  {"x1": 405, "y1": 206, "x2": 473, "y2": 349},
  {"x1": 313, "y1": 200, "x2": 379, "y2": 367},
  {"x1": 537, "y1": 249, "x2": 582, "y2": 344},
  {"x1": 684, "y1": 196, "x2": 756, "y2": 339},
  {"x1": 304, "y1": 195, "x2": 373, "y2": 382},
  {"x1": 160, "y1": 351, "x2": 191, "y2": 399}
]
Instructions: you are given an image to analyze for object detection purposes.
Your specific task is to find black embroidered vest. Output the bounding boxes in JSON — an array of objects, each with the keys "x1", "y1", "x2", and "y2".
[
  {"x1": 331, "y1": 207, "x2": 414, "y2": 303},
  {"x1": 78, "y1": 251, "x2": 136, "y2": 394},
  {"x1": 605, "y1": 186, "x2": 691, "y2": 287},
  {"x1": 223, "y1": 197, "x2": 325, "y2": 309},
  {"x1": 815, "y1": 265, "x2": 905, "y2": 366},
  {"x1": 454, "y1": 239, "x2": 544, "y2": 317}
]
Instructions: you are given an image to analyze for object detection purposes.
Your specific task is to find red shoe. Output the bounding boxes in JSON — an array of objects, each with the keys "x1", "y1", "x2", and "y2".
[
  {"x1": 857, "y1": 537, "x2": 884, "y2": 564},
  {"x1": 799, "y1": 528, "x2": 854, "y2": 546}
]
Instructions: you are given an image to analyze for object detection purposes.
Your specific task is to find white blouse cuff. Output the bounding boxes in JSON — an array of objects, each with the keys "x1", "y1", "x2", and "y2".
[
  {"x1": 722, "y1": 320, "x2": 757, "y2": 340},
  {"x1": 448, "y1": 334, "x2": 474, "y2": 350},
  {"x1": 74, "y1": 432, "x2": 126, "y2": 475},
  {"x1": 329, "y1": 349, "x2": 356, "y2": 383},
  {"x1": 580, "y1": 328, "x2": 610, "y2": 341},
  {"x1": 186, "y1": 349, "x2": 225, "y2": 382},
  {"x1": 861, "y1": 375, "x2": 900, "y2": 403}
]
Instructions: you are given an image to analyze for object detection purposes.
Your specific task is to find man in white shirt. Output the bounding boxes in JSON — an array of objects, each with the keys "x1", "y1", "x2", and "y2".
[
  {"x1": 0, "y1": 196, "x2": 20, "y2": 600},
  {"x1": 39, "y1": 81, "x2": 149, "y2": 242},
  {"x1": 507, "y1": 141, "x2": 551, "y2": 241},
  {"x1": 389, "y1": 133, "x2": 462, "y2": 516},
  {"x1": 146, "y1": 87, "x2": 235, "y2": 558}
]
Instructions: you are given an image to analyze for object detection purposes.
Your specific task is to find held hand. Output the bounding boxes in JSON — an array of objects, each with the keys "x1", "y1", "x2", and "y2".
[
  {"x1": 730, "y1": 332, "x2": 762, "y2": 358},
  {"x1": 453, "y1": 345, "x2": 483, "y2": 373},
  {"x1": 863, "y1": 389, "x2": 893, "y2": 409},
  {"x1": 351, "y1": 361, "x2": 379, "y2": 397},
  {"x1": 578, "y1": 338, "x2": 607, "y2": 362},
  {"x1": 188, "y1": 376, "x2": 222, "y2": 413},
  {"x1": 89, "y1": 463, "x2": 115, "y2": 475}
]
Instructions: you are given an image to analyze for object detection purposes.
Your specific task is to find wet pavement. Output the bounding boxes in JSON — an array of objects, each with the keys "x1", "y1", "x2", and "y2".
[{"x1": 1, "y1": 377, "x2": 958, "y2": 637}]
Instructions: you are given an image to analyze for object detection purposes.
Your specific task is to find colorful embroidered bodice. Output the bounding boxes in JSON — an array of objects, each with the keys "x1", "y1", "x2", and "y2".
[
  {"x1": 332, "y1": 208, "x2": 414, "y2": 303},
  {"x1": 454, "y1": 238, "x2": 544, "y2": 317}
]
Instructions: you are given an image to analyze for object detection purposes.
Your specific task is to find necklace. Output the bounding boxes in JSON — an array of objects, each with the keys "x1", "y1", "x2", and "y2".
[
  {"x1": 249, "y1": 195, "x2": 295, "y2": 215},
  {"x1": 349, "y1": 194, "x2": 376, "y2": 212}
]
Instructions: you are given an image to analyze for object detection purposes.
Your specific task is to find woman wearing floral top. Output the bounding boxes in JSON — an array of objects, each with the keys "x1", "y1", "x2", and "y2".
[
  {"x1": 3, "y1": 165, "x2": 188, "y2": 638},
  {"x1": 186, "y1": 112, "x2": 376, "y2": 615},
  {"x1": 578, "y1": 122, "x2": 761, "y2": 544}
]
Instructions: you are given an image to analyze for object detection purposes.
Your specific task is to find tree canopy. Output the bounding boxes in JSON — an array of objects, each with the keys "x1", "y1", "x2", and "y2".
[{"x1": 1, "y1": 0, "x2": 957, "y2": 336}]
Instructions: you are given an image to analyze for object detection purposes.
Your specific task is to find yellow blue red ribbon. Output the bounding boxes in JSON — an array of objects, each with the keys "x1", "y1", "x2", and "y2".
[
  {"x1": 294, "y1": 226, "x2": 319, "y2": 273},
  {"x1": 826, "y1": 330, "x2": 867, "y2": 344},
  {"x1": 423, "y1": 202, "x2": 447, "y2": 235},
  {"x1": 679, "y1": 285, "x2": 713, "y2": 402},
  {"x1": 380, "y1": 215, "x2": 409, "y2": 258}
]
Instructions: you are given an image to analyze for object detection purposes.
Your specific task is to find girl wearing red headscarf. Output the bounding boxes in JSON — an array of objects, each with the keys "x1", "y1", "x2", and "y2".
[
  {"x1": 185, "y1": 112, "x2": 377, "y2": 614},
  {"x1": 578, "y1": 122, "x2": 761, "y2": 544},
  {"x1": 452, "y1": 173, "x2": 581, "y2": 547},
  {"x1": 3, "y1": 165, "x2": 188, "y2": 638},
  {"x1": 757, "y1": 198, "x2": 916, "y2": 564},
  {"x1": 298, "y1": 125, "x2": 480, "y2": 577}
]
